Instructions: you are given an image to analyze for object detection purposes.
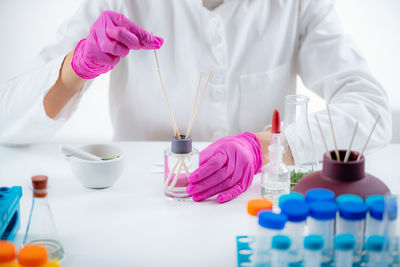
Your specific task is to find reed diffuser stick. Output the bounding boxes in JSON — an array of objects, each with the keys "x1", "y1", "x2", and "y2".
[
  {"x1": 185, "y1": 72, "x2": 203, "y2": 139},
  {"x1": 164, "y1": 158, "x2": 181, "y2": 186},
  {"x1": 169, "y1": 158, "x2": 184, "y2": 190},
  {"x1": 315, "y1": 113, "x2": 332, "y2": 159},
  {"x1": 326, "y1": 104, "x2": 340, "y2": 161},
  {"x1": 186, "y1": 71, "x2": 213, "y2": 138},
  {"x1": 357, "y1": 115, "x2": 381, "y2": 161},
  {"x1": 154, "y1": 49, "x2": 181, "y2": 139},
  {"x1": 344, "y1": 121, "x2": 359, "y2": 162}
]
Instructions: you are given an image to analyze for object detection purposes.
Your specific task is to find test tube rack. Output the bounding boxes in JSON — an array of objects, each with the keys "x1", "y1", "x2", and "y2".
[{"x1": 0, "y1": 186, "x2": 22, "y2": 241}]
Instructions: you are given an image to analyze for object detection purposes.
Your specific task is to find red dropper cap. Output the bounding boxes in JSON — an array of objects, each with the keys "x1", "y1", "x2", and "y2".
[
  {"x1": 271, "y1": 109, "x2": 281, "y2": 134},
  {"x1": 32, "y1": 175, "x2": 48, "y2": 198}
]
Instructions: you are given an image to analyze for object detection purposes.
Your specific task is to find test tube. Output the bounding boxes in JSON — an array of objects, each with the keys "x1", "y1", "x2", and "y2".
[
  {"x1": 308, "y1": 201, "x2": 337, "y2": 264},
  {"x1": 337, "y1": 201, "x2": 367, "y2": 263},
  {"x1": 271, "y1": 235, "x2": 291, "y2": 267},
  {"x1": 384, "y1": 195, "x2": 398, "y2": 265},
  {"x1": 334, "y1": 234, "x2": 356, "y2": 267},
  {"x1": 303, "y1": 235, "x2": 324, "y2": 267},
  {"x1": 280, "y1": 199, "x2": 308, "y2": 265},
  {"x1": 305, "y1": 188, "x2": 335, "y2": 204},
  {"x1": 254, "y1": 211, "x2": 288, "y2": 266},
  {"x1": 278, "y1": 192, "x2": 305, "y2": 209},
  {"x1": 365, "y1": 200, "x2": 385, "y2": 238},
  {"x1": 366, "y1": 235, "x2": 386, "y2": 266},
  {"x1": 336, "y1": 194, "x2": 364, "y2": 223},
  {"x1": 247, "y1": 199, "x2": 273, "y2": 248}
]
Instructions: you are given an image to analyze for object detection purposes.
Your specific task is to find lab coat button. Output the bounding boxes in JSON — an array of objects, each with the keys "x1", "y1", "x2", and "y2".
[
  {"x1": 211, "y1": 74, "x2": 225, "y2": 85},
  {"x1": 211, "y1": 34, "x2": 222, "y2": 46},
  {"x1": 211, "y1": 88, "x2": 225, "y2": 101},
  {"x1": 209, "y1": 18, "x2": 219, "y2": 28},
  {"x1": 213, "y1": 130, "x2": 226, "y2": 140}
]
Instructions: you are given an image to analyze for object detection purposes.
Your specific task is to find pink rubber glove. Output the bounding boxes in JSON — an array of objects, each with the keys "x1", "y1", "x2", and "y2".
[
  {"x1": 186, "y1": 132, "x2": 263, "y2": 203},
  {"x1": 71, "y1": 11, "x2": 163, "y2": 79}
]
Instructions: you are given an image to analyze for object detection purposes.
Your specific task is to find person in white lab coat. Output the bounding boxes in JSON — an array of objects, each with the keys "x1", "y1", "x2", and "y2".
[{"x1": 0, "y1": 0, "x2": 392, "y2": 202}]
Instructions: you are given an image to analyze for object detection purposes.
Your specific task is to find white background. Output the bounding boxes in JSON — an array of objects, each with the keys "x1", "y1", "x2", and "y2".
[{"x1": 0, "y1": 0, "x2": 399, "y2": 143}]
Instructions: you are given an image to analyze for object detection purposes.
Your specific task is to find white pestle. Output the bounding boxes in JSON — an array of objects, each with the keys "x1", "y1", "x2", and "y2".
[{"x1": 60, "y1": 145, "x2": 102, "y2": 161}]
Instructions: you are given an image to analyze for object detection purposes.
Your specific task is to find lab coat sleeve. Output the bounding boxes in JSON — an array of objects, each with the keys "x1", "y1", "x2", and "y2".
[
  {"x1": 0, "y1": 0, "x2": 124, "y2": 143},
  {"x1": 286, "y1": 0, "x2": 392, "y2": 164}
]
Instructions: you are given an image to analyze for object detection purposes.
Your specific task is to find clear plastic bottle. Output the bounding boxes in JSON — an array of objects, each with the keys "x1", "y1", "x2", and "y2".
[
  {"x1": 303, "y1": 235, "x2": 324, "y2": 267},
  {"x1": 253, "y1": 211, "x2": 287, "y2": 266},
  {"x1": 0, "y1": 241, "x2": 16, "y2": 267},
  {"x1": 261, "y1": 144, "x2": 290, "y2": 205},
  {"x1": 282, "y1": 95, "x2": 319, "y2": 172},
  {"x1": 308, "y1": 201, "x2": 337, "y2": 265},
  {"x1": 334, "y1": 234, "x2": 356, "y2": 267},
  {"x1": 164, "y1": 136, "x2": 199, "y2": 199},
  {"x1": 247, "y1": 199, "x2": 273, "y2": 249},
  {"x1": 24, "y1": 176, "x2": 64, "y2": 262},
  {"x1": 280, "y1": 199, "x2": 308, "y2": 265},
  {"x1": 366, "y1": 235, "x2": 385, "y2": 266},
  {"x1": 336, "y1": 201, "x2": 367, "y2": 264},
  {"x1": 271, "y1": 235, "x2": 291, "y2": 267}
]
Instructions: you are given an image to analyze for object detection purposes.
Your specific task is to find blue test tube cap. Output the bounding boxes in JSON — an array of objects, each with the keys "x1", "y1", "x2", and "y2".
[
  {"x1": 272, "y1": 235, "x2": 291, "y2": 250},
  {"x1": 385, "y1": 197, "x2": 398, "y2": 221},
  {"x1": 278, "y1": 192, "x2": 305, "y2": 209},
  {"x1": 365, "y1": 195, "x2": 384, "y2": 208},
  {"x1": 280, "y1": 199, "x2": 309, "y2": 222},
  {"x1": 334, "y1": 234, "x2": 356, "y2": 251},
  {"x1": 369, "y1": 200, "x2": 384, "y2": 220},
  {"x1": 304, "y1": 235, "x2": 324, "y2": 251},
  {"x1": 338, "y1": 201, "x2": 367, "y2": 221},
  {"x1": 366, "y1": 235, "x2": 386, "y2": 252},
  {"x1": 336, "y1": 194, "x2": 363, "y2": 206},
  {"x1": 305, "y1": 188, "x2": 335, "y2": 204},
  {"x1": 309, "y1": 201, "x2": 337, "y2": 220},
  {"x1": 258, "y1": 211, "x2": 287, "y2": 230}
]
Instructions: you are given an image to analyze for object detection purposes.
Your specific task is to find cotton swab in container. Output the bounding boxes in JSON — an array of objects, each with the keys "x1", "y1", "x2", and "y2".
[
  {"x1": 344, "y1": 122, "x2": 359, "y2": 162},
  {"x1": 314, "y1": 113, "x2": 332, "y2": 160},
  {"x1": 357, "y1": 115, "x2": 381, "y2": 161},
  {"x1": 326, "y1": 104, "x2": 340, "y2": 161}
]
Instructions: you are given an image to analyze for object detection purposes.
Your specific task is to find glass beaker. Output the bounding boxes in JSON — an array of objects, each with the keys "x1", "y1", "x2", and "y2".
[
  {"x1": 282, "y1": 95, "x2": 319, "y2": 185},
  {"x1": 164, "y1": 135, "x2": 199, "y2": 199},
  {"x1": 24, "y1": 175, "x2": 64, "y2": 262}
]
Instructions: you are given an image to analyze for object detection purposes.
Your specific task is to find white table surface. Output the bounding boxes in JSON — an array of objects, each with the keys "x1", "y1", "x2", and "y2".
[{"x1": 0, "y1": 142, "x2": 399, "y2": 267}]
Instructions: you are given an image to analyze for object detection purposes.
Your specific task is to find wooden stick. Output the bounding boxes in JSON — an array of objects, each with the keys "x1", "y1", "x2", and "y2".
[
  {"x1": 153, "y1": 49, "x2": 181, "y2": 139},
  {"x1": 164, "y1": 159, "x2": 180, "y2": 186},
  {"x1": 182, "y1": 158, "x2": 191, "y2": 177},
  {"x1": 186, "y1": 71, "x2": 213, "y2": 138},
  {"x1": 185, "y1": 72, "x2": 203, "y2": 139},
  {"x1": 357, "y1": 115, "x2": 381, "y2": 161},
  {"x1": 315, "y1": 113, "x2": 332, "y2": 159},
  {"x1": 344, "y1": 121, "x2": 359, "y2": 162},
  {"x1": 326, "y1": 104, "x2": 340, "y2": 161},
  {"x1": 169, "y1": 158, "x2": 183, "y2": 190}
]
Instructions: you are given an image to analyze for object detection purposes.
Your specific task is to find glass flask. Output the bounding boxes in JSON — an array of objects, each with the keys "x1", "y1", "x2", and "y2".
[
  {"x1": 282, "y1": 95, "x2": 319, "y2": 180},
  {"x1": 24, "y1": 175, "x2": 64, "y2": 262},
  {"x1": 164, "y1": 135, "x2": 199, "y2": 199}
]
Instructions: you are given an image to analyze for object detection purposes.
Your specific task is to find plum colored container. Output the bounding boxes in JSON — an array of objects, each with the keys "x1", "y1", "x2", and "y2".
[{"x1": 292, "y1": 150, "x2": 390, "y2": 199}]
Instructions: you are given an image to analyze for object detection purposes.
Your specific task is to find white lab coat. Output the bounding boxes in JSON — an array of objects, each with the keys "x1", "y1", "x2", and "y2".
[{"x1": 0, "y1": 0, "x2": 392, "y2": 165}]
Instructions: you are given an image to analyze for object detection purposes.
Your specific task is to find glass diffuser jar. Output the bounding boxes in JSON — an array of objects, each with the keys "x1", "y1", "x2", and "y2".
[{"x1": 164, "y1": 135, "x2": 199, "y2": 199}]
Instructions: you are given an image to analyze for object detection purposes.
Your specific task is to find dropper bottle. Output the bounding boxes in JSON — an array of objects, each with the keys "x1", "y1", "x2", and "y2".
[{"x1": 261, "y1": 110, "x2": 290, "y2": 205}]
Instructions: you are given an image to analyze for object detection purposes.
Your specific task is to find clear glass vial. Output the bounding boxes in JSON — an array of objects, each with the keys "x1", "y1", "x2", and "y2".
[
  {"x1": 24, "y1": 175, "x2": 64, "y2": 262},
  {"x1": 164, "y1": 135, "x2": 199, "y2": 199},
  {"x1": 261, "y1": 144, "x2": 290, "y2": 205}
]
